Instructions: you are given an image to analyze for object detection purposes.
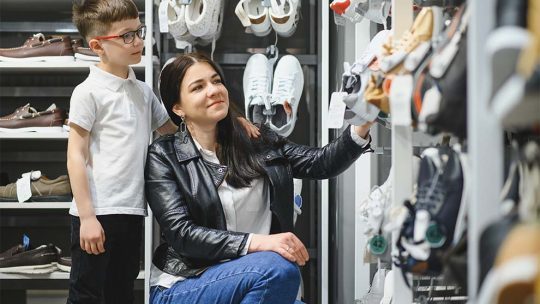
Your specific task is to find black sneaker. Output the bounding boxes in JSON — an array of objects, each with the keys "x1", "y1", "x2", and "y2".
[
  {"x1": 57, "y1": 256, "x2": 71, "y2": 272},
  {"x1": 0, "y1": 242, "x2": 60, "y2": 274}
]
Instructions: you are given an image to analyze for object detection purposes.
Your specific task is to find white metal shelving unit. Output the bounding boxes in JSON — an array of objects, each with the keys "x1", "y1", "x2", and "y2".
[
  {"x1": 466, "y1": 0, "x2": 503, "y2": 300},
  {"x1": 0, "y1": 203, "x2": 71, "y2": 209},
  {"x1": 0, "y1": 59, "x2": 146, "y2": 71}
]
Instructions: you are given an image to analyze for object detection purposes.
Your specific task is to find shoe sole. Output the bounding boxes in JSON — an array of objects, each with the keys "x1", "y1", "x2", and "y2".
[
  {"x1": 57, "y1": 263, "x2": 71, "y2": 273},
  {"x1": 0, "y1": 126, "x2": 64, "y2": 133},
  {"x1": 0, "y1": 56, "x2": 75, "y2": 62},
  {"x1": 0, "y1": 263, "x2": 57, "y2": 274},
  {"x1": 0, "y1": 195, "x2": 72, "y2": 202},
  {"x1": 74, "y1": 53, "x2": 99, "y2": 62}
]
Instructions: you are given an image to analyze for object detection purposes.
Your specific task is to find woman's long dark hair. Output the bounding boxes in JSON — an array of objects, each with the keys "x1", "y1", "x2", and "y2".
[{"x1": 159, "y1": 53, "x2": 266, "y2": 188}]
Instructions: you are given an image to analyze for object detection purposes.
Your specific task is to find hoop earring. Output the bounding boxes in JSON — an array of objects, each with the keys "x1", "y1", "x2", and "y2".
[{"x1": 179, "y1": 115, "x2": 187, "y2": 134}]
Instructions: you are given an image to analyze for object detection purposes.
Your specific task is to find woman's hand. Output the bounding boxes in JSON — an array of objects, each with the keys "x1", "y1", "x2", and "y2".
[
  {"x1": 354, "y1": 121, "x2": 374, "y2": 139},
  {"x1": 248, "y1": 233, "x2": 309, "y2": 266},
  {"x1": 237, "y1": 117, "x2": 260, "y2": 138}
]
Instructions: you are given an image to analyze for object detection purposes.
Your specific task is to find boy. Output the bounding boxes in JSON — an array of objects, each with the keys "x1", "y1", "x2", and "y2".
[
  {"x1": 68, "y1": 1, "x2": 258, "y2": 302},
  {"x1": 67, "y1": 1, "x2": 177, "y2": 303}
]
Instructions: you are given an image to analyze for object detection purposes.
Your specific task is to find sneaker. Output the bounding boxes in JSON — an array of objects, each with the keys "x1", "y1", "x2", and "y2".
[
  {"x1": 168, "y1": 0, "x2": 192, "y2": 42},
  {"x1": 0, "y1": 173, "x2": 72, "y2": 202},
  {"x1": 364, "y1": 74, "x2": 390, "y2": 113},
  {"x1": 0, "y1": 103, "x2": 66, "y2": 133},
  {"x1": 269, "y1": 55, "x2": 304, "y2": 137},
  {"x1": 269, "y1": 0, "x2": 300, "y2": 37},
  {"x1": 199, "y1": 0, "x2": 225, "y2": 43},
  {"x1": 0, "y1": 236, "x2": 60, "y2": 274},
  {"x1": 235, "y1": 0, "x2": 273, "y2": 37},
  {"x1": 185, "y1": 0, "x2": 222, "y2": 38},
  {"x1": 354, "y1": 0, "x2": 391, "y2": 25},
  {"x1": 243, "y1": 53, "x2": 271, "y2": 125},
  {"x1": 0, "y1": 33, "x2": 74, "y2": 62},
  {"x1": 71, "y1": 38, "x2": 99, "y2": 62},
  {"x1": 379, "y1": 7, "x2": 434, "y2": 73},
  {"x1": 57, "y1": 257, "x2": 71, "y2": 272}
]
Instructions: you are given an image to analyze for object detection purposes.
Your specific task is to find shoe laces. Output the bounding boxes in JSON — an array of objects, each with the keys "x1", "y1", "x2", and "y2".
[
  {"x1": 273, "y1": 76, "x2": 295, "y2": 101},
  {"x1": 248, "y1": 76, "x2": 269, "y2": 95}
]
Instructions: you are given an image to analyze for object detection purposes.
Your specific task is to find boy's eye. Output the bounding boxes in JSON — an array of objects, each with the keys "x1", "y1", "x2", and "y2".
[{"x1": 123, "y1": 32, "x2": 135, "y2": 41}]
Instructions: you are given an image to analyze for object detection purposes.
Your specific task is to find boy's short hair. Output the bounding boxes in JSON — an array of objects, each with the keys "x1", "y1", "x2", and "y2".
[{"x1": 72, "y1": 0, "x2": 139, "y2": 41}]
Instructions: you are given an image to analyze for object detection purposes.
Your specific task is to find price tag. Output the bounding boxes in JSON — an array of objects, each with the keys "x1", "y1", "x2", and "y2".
[
  {"x1": 328, "y1": 92, "x2": 347, "y2": 129},
  {"x1": 16, "y1": 171, "x2": 41, "y2": 203},
  {"x1": 389, "y1": 75, "x2": 413, "y2": 126},
  {"x1": 158, "y1": 1, "x2": 170, "y2": 33}
]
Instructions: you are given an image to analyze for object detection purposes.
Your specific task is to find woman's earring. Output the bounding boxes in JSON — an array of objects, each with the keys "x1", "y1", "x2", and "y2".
[{"x1": 180, "y1": 115, "x2": 187, "y2": 134}]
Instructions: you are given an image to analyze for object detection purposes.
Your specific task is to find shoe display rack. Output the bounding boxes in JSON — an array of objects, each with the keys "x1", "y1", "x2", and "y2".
[
  {"x1": 0, "y1": 1, "x2": 152, "y2": 303},
  {"x1": 328, "y1": 0, "x2": 539, "y2": 303}
]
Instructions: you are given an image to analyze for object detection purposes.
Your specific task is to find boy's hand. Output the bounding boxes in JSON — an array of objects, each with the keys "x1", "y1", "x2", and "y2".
[
  {"x1": 237, "y1": 117, "x2": 260, "y2": 138},
  {"x1": 80, "y1": 216, "x2": 106, "y2": 255}
]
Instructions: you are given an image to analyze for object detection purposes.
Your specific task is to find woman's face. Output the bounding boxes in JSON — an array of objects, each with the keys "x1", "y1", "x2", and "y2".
[{"x1": 175, "y1": 61, "x2": 229, "y2": 127}]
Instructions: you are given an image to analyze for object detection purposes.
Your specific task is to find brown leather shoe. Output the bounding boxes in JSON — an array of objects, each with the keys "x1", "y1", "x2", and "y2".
[
  {"x1": 0, "y1": 104, "x2": 66, "y2": 133},
  {"x1": 0, "y1": 174, "x2": 72, "y2": 202},
  {"x1": 71, "y1": 38, "x2": 99, "y2": 62},
  {"x1": 0, "y1": 33, "x2": 74, "y2": 62}
]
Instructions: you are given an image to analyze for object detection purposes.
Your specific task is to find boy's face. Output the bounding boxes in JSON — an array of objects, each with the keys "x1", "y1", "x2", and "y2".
[{"x1": 90, "y1": 18, "x2": 144, "y2": 66}]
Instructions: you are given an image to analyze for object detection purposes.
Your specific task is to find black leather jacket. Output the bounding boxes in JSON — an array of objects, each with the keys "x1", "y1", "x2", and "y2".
[{"x1": 145, "y1": 126, "x2": 371, "y2": 277}]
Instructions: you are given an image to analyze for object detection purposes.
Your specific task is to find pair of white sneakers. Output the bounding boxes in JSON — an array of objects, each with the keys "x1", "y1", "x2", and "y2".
[
  {"x1": 235, "y1": 0, "x2": 301, "y2": 37},
  {"x1": 243, "y1": 53, "x2": 303, "y2": 137},
  {"x1": 165, "y1": 0, "x2": 224, "y2": 45}
]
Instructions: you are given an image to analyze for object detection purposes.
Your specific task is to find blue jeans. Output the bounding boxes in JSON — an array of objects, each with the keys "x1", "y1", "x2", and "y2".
[{"x1": 150, "y1": 252, "x2": 303, "y2": 304}]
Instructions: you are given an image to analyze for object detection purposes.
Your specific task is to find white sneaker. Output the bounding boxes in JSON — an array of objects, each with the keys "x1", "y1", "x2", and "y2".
[
  {"x1": 235, "y1": 0, "x2": 272, "y2": 37},
  {"x1": 167, "y1": 0, "x2": 191, "y2": 42},
  {"x1": 342, "y1": 73, "x2": 380, "y2": 124},
  {"x1": 269, "y1": 55, "x2": 304, "y2": 137},
  {"x1": 199, "y1": 0, "x2": 225, "y2": 44},
  {"x1": 354, "y1": 0, "x2": 391, "y2": 25},
  {"x1": 243, "y1": 54, "x2": 271, "y2": 125},
  {"x1": 185, "y1": 0, "x2": 222, "y2": 38},
  {"x1": 269, "y1": 0, "x2": 300, "y2": 37}
]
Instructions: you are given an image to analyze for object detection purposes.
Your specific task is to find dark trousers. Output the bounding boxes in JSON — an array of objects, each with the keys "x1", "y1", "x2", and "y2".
[{"x1": 67, "y1": 214, "x2": 143, "y2": 304}]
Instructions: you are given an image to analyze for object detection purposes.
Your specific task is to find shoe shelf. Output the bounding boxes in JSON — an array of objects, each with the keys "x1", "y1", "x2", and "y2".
[
  {"x1": 0, "y1": 202, "x2": 71, "y2": 209},
  {"x1": 166, "y1": 52, "x2": 318, "y2": 66},
  {"x1": 0, "y1": 60, "x2": 146, "y2": 72},
  {"x1": 0, "y1": 132, "x2": 68, "y2": 140},
  {"x1": 0, "y1": 270, "x2": 145, "y2": 280}
]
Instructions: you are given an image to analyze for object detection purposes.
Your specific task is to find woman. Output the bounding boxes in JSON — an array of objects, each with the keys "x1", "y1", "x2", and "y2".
[{"x1": 145, "y1": 53, "x2": 373, "y2": 304}]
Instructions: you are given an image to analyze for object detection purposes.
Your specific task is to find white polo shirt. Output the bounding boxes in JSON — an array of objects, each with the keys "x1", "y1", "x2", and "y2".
[{"x1": 68, "y1": 65, "x2": 169, "y2": 217}]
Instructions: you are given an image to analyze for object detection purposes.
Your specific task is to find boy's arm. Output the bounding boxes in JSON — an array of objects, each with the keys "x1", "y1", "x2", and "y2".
[
  {"x1": 67, "y1": 123, "x2": 105, "y2": 255},
  {"x1": 155, "y1": 119, "x2": 178, "y2": 135}
]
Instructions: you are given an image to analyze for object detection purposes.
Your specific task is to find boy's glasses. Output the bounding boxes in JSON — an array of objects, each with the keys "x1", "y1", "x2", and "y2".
[{"x1": 94, "y1": 25, "x2": 147, "y2": 44}]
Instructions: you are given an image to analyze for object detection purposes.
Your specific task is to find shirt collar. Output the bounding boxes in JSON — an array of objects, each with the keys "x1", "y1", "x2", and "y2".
[
  {"x1": 192, "y1": 137, "x2": 217, "y2": 158},
  {"x1": 88, "y1": 65, "x2": 138, "y2": 91}
]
